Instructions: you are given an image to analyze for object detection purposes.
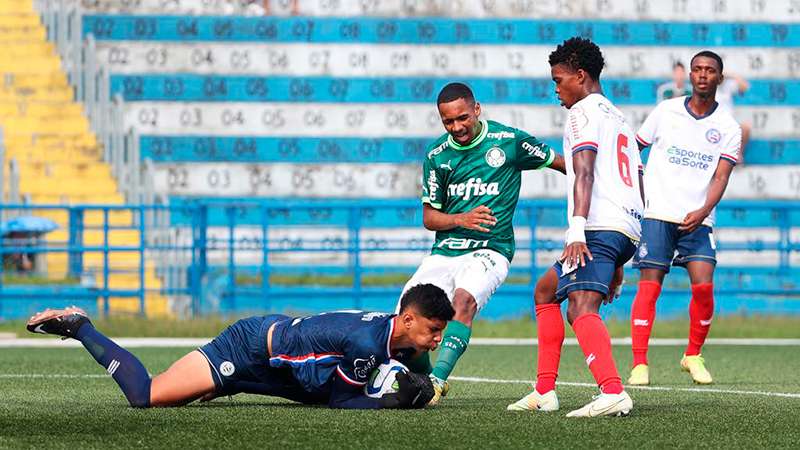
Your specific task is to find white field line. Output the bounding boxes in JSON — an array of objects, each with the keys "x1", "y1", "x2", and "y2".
[
  {"x1": 450, "y1": 376, "x2": 800, "y2": 399},
  {"x1": 1, "y1": 337, "x2": 800, "y2": 348},
  {"x1": 1, "y1": 373, "x2": 797, "y2": 400}
]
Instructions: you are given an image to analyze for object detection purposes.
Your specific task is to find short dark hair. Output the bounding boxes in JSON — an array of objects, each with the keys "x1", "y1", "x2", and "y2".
[
  {"x1": 399, "y1": 284, "x2": 454, "y2": 322},
  {"x1": 548, "y1": 37, "x2": 605, "y2": 81},
  {"x1": 674, "y1": 61, "x2": 685, "y2": 69},
  {"x1": 437, "y1": 82, "x2": 475, "y2": 105},
  {"x1": 691, "y1": 50, "x2": 723, "y2": 73}
]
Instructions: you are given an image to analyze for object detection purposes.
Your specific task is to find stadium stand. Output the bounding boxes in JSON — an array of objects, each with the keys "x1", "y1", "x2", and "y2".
[
  {"x1": 0, "y1": 0, "x2": 167, "y2": 315},
  {"x1": 1, "y1": 0, "x2": 799, "y2": 318}
]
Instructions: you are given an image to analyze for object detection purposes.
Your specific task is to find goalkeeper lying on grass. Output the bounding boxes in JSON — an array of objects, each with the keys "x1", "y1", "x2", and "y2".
[{"x1": 27, "y1": 283, "x2": 452, "y2": 409}]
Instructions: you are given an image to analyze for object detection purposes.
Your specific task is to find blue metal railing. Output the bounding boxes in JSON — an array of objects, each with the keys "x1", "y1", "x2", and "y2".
[{"x1": 0, "y1": 200, "x2": 799, "y2": 319}]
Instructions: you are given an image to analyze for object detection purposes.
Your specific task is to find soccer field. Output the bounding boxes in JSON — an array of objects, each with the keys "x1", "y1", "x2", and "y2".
[{"x1": 1, "y1": 344, "x2": 799, "y2": 449}]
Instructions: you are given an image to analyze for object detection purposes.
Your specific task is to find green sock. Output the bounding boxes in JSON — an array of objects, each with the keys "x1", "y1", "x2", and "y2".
[
  {"x1": 431, "y1": 320, "x2": 471, "y2": 381},
  {"x1": 405, "y1": 352, "x2": 433, "y2": 375}
]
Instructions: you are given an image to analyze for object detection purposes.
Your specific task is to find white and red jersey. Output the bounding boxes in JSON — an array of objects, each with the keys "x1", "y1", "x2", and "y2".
[
  {"x1": 636, "y1": 96, "x2": 741, "y2": 227},
  {"x1": 563, "y1": 93, "x2": 643, "y2": 240}
]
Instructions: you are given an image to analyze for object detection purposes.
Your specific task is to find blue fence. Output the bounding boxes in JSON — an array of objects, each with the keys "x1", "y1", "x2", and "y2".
[{"x1": 1, "y1": 200, "x2": 799, "y2": 320}]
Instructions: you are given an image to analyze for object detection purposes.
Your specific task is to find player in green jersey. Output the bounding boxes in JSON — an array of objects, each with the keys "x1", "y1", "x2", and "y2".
[{"x1": 398, "y1": 82, "x2": 566, "y2": 405}]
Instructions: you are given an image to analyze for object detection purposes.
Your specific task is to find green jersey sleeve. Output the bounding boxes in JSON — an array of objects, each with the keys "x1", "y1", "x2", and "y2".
[
  {"x1": 514, "y1": 130, "x2": 556, "y2": 170},
  {"x1": 421, "y1": 148, "x2": 447, "y2": 209}
]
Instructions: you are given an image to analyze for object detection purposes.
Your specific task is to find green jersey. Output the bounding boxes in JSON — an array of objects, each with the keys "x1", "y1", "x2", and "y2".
[{"x1": 421, "y1": 119, "x2": 556, "y2": 261}]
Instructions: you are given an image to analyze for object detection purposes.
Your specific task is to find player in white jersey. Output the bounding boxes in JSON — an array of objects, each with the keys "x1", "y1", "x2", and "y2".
[
  {"x1": 508, "y1": 37, "x2": 643, "y2": 418},
  {"x1": 628, "y1": 51, "x2": 741, "y2": 387}
]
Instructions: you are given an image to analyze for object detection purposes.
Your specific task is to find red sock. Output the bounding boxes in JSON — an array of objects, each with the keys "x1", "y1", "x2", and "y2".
[
  {"x1": 534, "y1": 303, "x2": 564, "y2": 394},
  {"x1": 630, "y1": 281, "x2": 662, "y2": 366},
  {"x1": 573, "y1": 313, "x2": 623, "y2": 394},
  {"x1": 686, "y1": 283, "x2": 714, "y2": 356}
]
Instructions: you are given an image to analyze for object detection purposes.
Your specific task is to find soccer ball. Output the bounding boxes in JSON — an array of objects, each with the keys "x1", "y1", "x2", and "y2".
[{"x1": 364, "y1": 359, "x2": 408, "y2": 398}]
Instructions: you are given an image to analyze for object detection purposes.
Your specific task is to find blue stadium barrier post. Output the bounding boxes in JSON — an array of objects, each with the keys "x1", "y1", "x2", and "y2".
[
  {"x1": 348, "y1": 206, "x2": 363, "y2": 310},
  {"x1": 190, "y1": 204, "x2": 208, "y2": 315},
  {"x1": 260, "y1": 204, "x2": 270, "y2": 311},
  {"x1": 102, "y1": 207, "x2": 110, "y2": 317},
  {"x1": 67, "y1": 207, "x2": 84, "y2": 280},
  {"x1": 138, "y1": 205, "x2": 146, "y2": 316},
  {"x1": 527, "y1": 205, "x2": 539, "y2": 321},
  {"x1": 226, "y1": 205, "x2": 237, "y2": 311}
]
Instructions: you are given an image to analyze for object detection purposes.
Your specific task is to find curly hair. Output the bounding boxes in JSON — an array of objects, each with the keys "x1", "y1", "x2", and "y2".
[{"x1": 548, "y1": 37, "x2": 605, "y2": 81}]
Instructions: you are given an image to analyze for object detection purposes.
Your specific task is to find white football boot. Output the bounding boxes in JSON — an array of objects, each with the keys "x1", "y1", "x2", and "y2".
[
  {"x1": 506, "y1": 389, "x2": 559, "y2": 412},
  {"x1": 566, "y1": 390, "x2": 633, "y2": 418}
]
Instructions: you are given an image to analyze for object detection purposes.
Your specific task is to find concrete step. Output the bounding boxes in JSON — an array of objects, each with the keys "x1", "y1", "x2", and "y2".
[
  {"x1": 0, "y1": 72, "x2": 69, "y2": 88},
  {"x1": 20, "y1": 179, "x2": 120, "y2": 196},
  {"x1": 4, "y1": 133, "x2": 96, "y2": 147},
  {"x1": 0, "y1": 86, "x2": 73, "y2": 101},
  {"x1": 0, "y1": 1, "x2": 34, "y2": 14},
  {"x1": 106, "y1": 294, "x2": 170, "y2": 317},
  {"x1": 0, "y1": 39, "x2": 53, "y2": 53},
  {"x1": 47, "y1": 229, "x2": 141, "y2": 246},
  {"x1": 0, "y1": 62, "x2": 63, "y2": 75},
  {"x1": 32, "y1": 209, "x2": 135, "y2": 227},
  {"x1": 28, "y1": 192, "x2": 125, "y2": 204},
  {"x1": 0, "y1": 14, "x2": 41, "y2": 27},
  {"x1": 1, "y1": 117, "x2": 90, "y2": 134},
  {"x1": 0, "y1": 27, "x2": 47, "y2": 42},
  {"x1": 4, "y1": 149, "x2": 102, "y2": 163},
  {"x1": 15, "y1": 161, "x2": 113, "y2": 178},
  {"x1": 46, "y1": 251, "x2": 146, "y2": 268},
  {"x1": 0, "y1": 101, "x2": 81, "y2": 117}
]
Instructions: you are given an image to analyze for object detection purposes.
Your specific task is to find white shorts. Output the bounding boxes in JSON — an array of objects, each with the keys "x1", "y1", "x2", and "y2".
[{"x1": 397, "y1": 249, "x2": 510, "y2": 312}]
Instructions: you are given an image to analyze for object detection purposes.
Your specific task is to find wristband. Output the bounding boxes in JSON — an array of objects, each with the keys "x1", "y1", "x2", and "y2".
[{"x1": 565, "y1": 216, "x2": 587, "y2": 244}]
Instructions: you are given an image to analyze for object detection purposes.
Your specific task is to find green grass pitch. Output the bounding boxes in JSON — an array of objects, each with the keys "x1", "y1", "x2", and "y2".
[{"x1": 1, "y1": 343, "x2": 799, "y2": 449}]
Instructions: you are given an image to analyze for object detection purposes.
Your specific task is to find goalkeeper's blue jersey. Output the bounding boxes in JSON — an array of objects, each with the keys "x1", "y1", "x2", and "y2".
[{"x1": 269, "y1": 311, "x2": 396, "y2": 393}]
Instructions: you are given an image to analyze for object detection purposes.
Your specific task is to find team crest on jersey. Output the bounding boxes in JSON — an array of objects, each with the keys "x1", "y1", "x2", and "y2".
[
  {"x1": 485, "y1": 147, "x2": 506, "y2": 168},
  {"x1": 638, "y1": 243, "x2": 648, "y2": 258},
  {"x1": 220, "y1": 361, "x2": 235, "y2": 377},
  {"x1": 705, "y1": 128, "x2": 721, "y2": 144},
  {"x1": 353, "y1": 355, "x2": 377, "y2": 380}
]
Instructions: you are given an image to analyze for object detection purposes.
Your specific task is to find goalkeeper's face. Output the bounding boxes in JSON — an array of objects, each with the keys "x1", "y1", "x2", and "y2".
[
  {"x1": 438, "y1": 98, "x2": 482, "y2": 145},
  {"x1": 401, "y1": 308, "x2": 447, "y2": 352}
]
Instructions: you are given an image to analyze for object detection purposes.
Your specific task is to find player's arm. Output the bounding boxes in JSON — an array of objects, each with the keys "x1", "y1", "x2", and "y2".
[
  {"x1": 515, "y1": 134, "x2": 565, "y2": 174},
  {"x1": 422, "y1": 204, "x2": 496, "y2": 233},
  {"x1": 329, "y1": 366, "x2": 432, "y2": 409},
  {"x1": 680, "y1": 125, "x2": 741, "y2": 233},
  {"x1": 562, "y1": 148, "x2": 596, "y2": 268},
  {"x1": 638, "y1": 163, "x2": 645, "y2": 205},
  {"x1": 728, "y1": 73, "x2": 750, "y2": 94},
  {"x1": 679, "y1": 159, "x2": 735, "y2": 232},
  {"x1": 636, "y1": 105, "x2": 662, "y2": 206},
  {"x1": 420, "y1": 150, "x2": 497, "y2": 233},
  {"x1": 328, "y1": 375, "x2": 384, "y2": 409},
  {"x1": 550, "y1": 153, "x2": 566, "y2": 174}
]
